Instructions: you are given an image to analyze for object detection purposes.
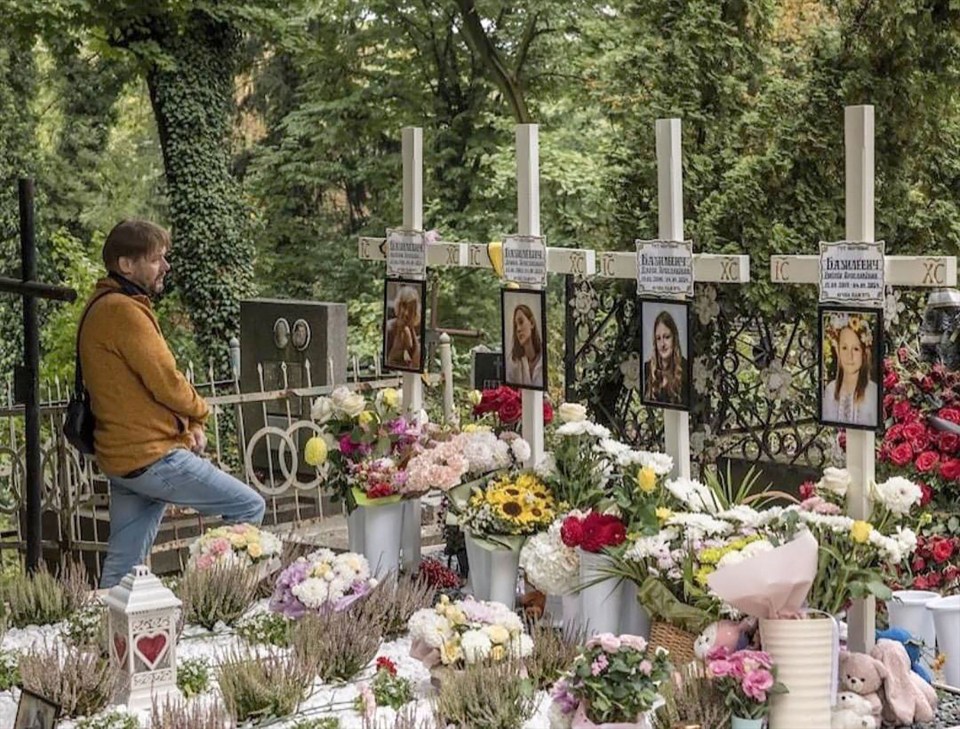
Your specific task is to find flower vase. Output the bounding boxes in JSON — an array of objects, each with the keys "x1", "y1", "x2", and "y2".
[
  {"x1": 464, "y1": 530, "x2": 491, "y2": 599},
  {"x1": 361, "y1": 500, "x2": 404, "y2": 578},
  {"x1": 347, "y1": 507, "x2": 365, "y2": 554},
  {"x1": 401, "y1": 497, "x2": 422, "y2": 573},
  {"x1": 578, "y1": 549, "x2": 624, "y2": 636},
  {"x1": 571, "y1": 702, "x2": 651, "y2": 729},
  {"x1": 562, "y1": 592, "x2": 582, "y2": 627},
  {"x1": 487, "y1": 545, "x2": 521, "y2": 608},
  {"x1": 888, "y1": 590, "x2": 938, "y2": 668},
  {"x1": 759, "y1": 615, "x2": 836, "y2": 729},
  {"x1": 928, "y1": 595, "x2": 960, "y2": 687},
  {"x1": 731, "y1": 717, "x2": 765, "y2": 729},
  {"x1": 619, "y1": 581, "x2": 650, "y2": 639}
]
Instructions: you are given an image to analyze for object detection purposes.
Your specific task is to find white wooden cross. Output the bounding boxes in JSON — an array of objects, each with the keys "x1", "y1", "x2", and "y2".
[
  {"x1": 770, "y1": 105, "x2": 957, "y2": 654},
  {"x1": 359, "y1": 124, "x2": 598, "y2": 470},
  {"x1": 593, "y1": 118, "x2": 751, "y2": 479}
]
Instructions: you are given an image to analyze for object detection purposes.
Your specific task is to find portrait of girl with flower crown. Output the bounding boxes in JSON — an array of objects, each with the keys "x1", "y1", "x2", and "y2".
[{"x1": 819, "y1": 306, "x2": 882, "y2": 429}]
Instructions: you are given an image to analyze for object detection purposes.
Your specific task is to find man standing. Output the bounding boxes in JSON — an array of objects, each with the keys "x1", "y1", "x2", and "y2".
[{"x1": 80, "y1": 219, "x2": 265, "y2": 588}]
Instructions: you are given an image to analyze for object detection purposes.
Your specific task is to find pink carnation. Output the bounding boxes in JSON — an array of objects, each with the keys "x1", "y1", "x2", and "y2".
[{"x1": 742, "y1": 669, "x2": 774, "y2": 702}]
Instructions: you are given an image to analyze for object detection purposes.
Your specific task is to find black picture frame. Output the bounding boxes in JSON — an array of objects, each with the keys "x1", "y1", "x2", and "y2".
[
  {"x1": 638, "y1": 298, "x2": 693, "y2": 412},
  {"x1": 15, "y1": 689, "x2": 60, "y2": 729},
  {"x1": 382, "y1": 277, "x2": 427, "y2": 374},
  {"x1": 501, "y1": 287, "x2": 548, "y2": 392},
  {"x1": 817, "y1": 304, "x2": 883, "y2": 431}
]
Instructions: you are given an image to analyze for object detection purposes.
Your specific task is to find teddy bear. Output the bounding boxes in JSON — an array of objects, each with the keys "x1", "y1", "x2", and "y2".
[
  {"x1": 871, "y1": 638, "x2": 938, "y2": 726},
  {"x1": 839, "y1": 650, "x2": 886, "y2": 722},
  {"x1": 693, "y1": 619, "x2": 751, "y2": 660},
  {"x1": 876, "y1": 627, "x2": 934, "y2": 684},
  {"x1": 831, "y1": 691, "x2": 878, "y2": 729}
]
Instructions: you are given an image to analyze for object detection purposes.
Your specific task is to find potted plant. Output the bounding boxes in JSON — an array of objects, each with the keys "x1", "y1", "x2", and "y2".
[{"x1": 704, "y1": 646, "x2": 786, "y2": 729}]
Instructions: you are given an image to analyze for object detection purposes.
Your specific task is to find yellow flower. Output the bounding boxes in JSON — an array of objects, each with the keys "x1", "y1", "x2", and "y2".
[
  {"x1": 484, "y1": 624, "x2": 510, "y2": 645},
  {"x1": 851, "y1": 521, "x2": 873, "y2": 543},
  {"x1": 636, "y1": 467, "x2": 658, "y2": 494},
  {"x1": 247, "y1": 543, "x2": 263, "y2": 559},
  {"x1": 357, "y1": 411, "x2": 375, "y2": 427},
  {"x1": 656, "y1": 507, "x2": 673, "y2": 522},
  {"x1": 699, "y1": 547, "x2": 722, "y2": 565},
  {"x1": 695, "y1": 566, "x2": 714, "y2": 587},
  {"x1": 381, "y1": 387, "x2": 400, "y2": 409},
  {"x1": 440, "y1": 639, "x2": 463, "y2": 665},
  {"x1": 230, "y1": 534, "x2": 246, "y2": 548},
  {"x1": 467, "y1": 389, "x2": 483, "y2": 405},
  {"x1": 304, "y1": 436, "x2": 328, "y2": 466}
]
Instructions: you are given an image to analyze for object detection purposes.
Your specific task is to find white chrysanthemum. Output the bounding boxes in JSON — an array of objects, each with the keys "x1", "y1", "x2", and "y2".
[
  {"x1": 796, "y1": 510, "x2": 854, "y2": 533},
  {"x1": 894, "y1": 526, "x2": 918, "y2": 557},
  {"x1": 461, "y1": 629, "x2": 493, "y2": 664},
  {"x1": 666, "y1": 477, "x2": 721, "y2": 514},
  {"x1": 598, "y1": 438, "x2": 632, "y2": 460},
  {"x1": 408, "y1": 608, "x2": 454, "y2": 649},
  {"x1": 292, "y1": 577, "x2": 332, "y2": 608},
  {"x1": 519, "y1": 521, "x2": 580, "y2": 594},
  {"x1": 624, "y1": 529, "x2": 679, "y2": 562},
  {"x1": 333, "y1": 552, "x2": 370, "y2": 583},
  {"x1": 637, "y1": 450, "x2": 674, "y2": 476},
  {"x1": 508, "y1": 633, "x2": 534, "y2": 659},
  {"x1": 717, "y1": 505, "x2": 783, "y2": 528},
  {"x1": 873, "y1": 477, "x2": 922, "y2": 516},
  {"x1": 511, "y1": 438, "x2": 532, "y2": 464},
  {"x1": 535, "y1": 452, "x2": 557, "y2": 478},
  {"x1": 740, "y1": 539, "x2": 775, "y2": 559},
  {"x1": 666, "y1": 512, "x2": 732, "y2": 540}
]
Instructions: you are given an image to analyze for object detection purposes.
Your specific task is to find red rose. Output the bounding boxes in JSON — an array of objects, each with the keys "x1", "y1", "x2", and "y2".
[
  {"x1": 889, "y1": 442, "x2": 914, "y2": 467},
  {"x1": 580, "y1": 512, "x2": 626, "y2": 552},
  {"x1": 919, "y1": 481, "x2": 933, "y2": 507},
  {"x1": 893, "y1": 400, "x2": 916, "y2": 422},
  {"x1": 931, "y1": 537, "x2": 956, "y2": 564},
  {"x1": 903, "y1": 422, "x2": 926, "y2": 441},
  {"x1": 940, "y1": 432, "x2": 960, "y2": 456},
  {"x1": 940, "y1": 458, "x2": 960, "y2": 480},
  {"x1": 919, "y1": 376, "x2": 936, "y2": 393},
  {"x1": 911, "y1": 555, "x2": 926, "y2": 572},
  {"x1": 499, "y1": 398, "x2": 522, "y2": 424},
  {"x1": 885, "y1": 423, "x2": 905, "y2": 444},
  {"x1": 883, "y1": 371, "x2": 899, "y2": 389},
  {"x1": 543, "y1": 400, "x2": 554, "y2": 425},
  {"x1": 898, "y1": 347, "x2": 910, "y2": 363},
  {"x1": 945, "y1": 565, "x2": 960, "y2": 585},
  {"x1": 913, "y1": 574, "x2": 930, "y2": 590},
  {"x1": 799, "y1": 481, "x2": 816, "y2": 500},
  {"x1": 560, "y1": 516, "x2": 584, "y2": 548},
  {"x1": 915, "y1": 450, "x2": 940, "y2": 473},
  {"x1": 938, "y1": 407, "x2": 960, "y2": 424},
  {"x1": 928, "y1": 571, "x2": 943, "y2": 588}
]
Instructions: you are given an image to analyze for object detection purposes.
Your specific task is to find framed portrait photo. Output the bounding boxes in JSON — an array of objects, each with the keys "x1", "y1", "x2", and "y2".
[
  {"x1": 639, "y1": 298, "x2": 693, "y2": 411},
  {"x1": 382, "y1": 277, "x2": 427, "y2": 374},
  {"x1": 501, "y1": 288, "x2": 548, "y2": 391},
  {"x1": 15, "y1": 689, "x2": 60, "y2": 729},
  {"x1": 818, "y1": 305, "x2": 883, "y2": 431}
]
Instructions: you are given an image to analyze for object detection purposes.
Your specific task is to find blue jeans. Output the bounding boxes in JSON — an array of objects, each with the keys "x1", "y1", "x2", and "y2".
[{"x1": 100, "y1": 448, "x2": 266, "y2": 588}]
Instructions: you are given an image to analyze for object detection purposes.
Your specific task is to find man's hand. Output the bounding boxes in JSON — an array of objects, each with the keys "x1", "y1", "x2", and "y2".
[{"x1": 189, "y1": 424, "x2": 207, "y2": 454}]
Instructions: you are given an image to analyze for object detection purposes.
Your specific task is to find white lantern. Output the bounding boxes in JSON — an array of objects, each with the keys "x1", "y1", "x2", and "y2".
[{"x1": 104, "y1": 564, "x2": 182, "y2": 711}]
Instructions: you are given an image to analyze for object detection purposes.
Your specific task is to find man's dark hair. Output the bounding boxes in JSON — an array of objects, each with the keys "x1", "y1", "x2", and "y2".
[{"x1": 102, "y1": 219, "x2": 170, "y2": 273}]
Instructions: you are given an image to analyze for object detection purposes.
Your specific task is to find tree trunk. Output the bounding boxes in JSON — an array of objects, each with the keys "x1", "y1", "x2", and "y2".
[{"x1": 146, "y1": 12, "x2": 254, "y2": 373}]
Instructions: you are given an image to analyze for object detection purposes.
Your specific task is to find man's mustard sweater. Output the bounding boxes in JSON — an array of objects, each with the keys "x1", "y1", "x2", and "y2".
[{"x1": 78, "y1": 277, "x2": 209, "y2": 477}]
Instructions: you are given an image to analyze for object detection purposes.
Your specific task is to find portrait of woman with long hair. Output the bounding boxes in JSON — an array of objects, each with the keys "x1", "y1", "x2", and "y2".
[
  {"x1": 641, "y1": 303, "x2": 690, "y2": 408},
  {"x1": 501, "y1": 289, "x2": 547, "y2": 390},
  {"x1": 820, "y1": 309, "x2": 880, "y2": 428}
]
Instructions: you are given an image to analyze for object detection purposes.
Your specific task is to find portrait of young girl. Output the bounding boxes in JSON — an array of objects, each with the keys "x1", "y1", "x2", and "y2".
[
  {"x1": 501, "y1": 288, "x2": 547, "y2": 391},
  {"x1": 383, "y1": 278, "x2": 426, "y2": 373},
  {"x1": 819, "y1": 307, "x2": 882, "y2": 429},
  {"x1": 640, "y1": 300, "x2": 691, "y2": 410}
]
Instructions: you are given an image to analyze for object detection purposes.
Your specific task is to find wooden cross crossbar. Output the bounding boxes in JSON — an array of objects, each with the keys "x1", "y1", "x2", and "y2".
[{"x1": 771, "y1": 254, "x2": 957, "y2": 288}]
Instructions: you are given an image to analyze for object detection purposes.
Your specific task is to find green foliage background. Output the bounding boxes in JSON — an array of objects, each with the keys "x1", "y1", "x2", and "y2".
[{"x1": 0, "y1": 0, "x2": 957, "y2": 390}]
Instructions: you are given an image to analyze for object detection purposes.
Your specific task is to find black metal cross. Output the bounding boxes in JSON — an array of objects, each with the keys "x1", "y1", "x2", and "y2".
[{"x1": 1, "y1": 179, "x2": 77, "y2": 572}]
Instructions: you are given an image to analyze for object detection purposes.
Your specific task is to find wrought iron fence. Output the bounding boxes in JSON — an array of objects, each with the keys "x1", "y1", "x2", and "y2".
[{"x1": 0, "y1": 355, "x2": 408, "y2": 580}]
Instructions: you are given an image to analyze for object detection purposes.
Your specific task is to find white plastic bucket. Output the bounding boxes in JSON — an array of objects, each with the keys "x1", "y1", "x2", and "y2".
[
  {"x1": 928, "y1": 595, "x2": 960, "y2": 688},
  {"x1": 361, "y1": 501, "x2": 404, "y2": 578},
  {"x1": 579, "y1": 550, "x2": 624, "y2": 636},
  {"x1": 887, "y1": 590, "x2": 939, "y2": 666},
  {"x1": 759, "y1": 615, "x2": 836, "y2": 729}
]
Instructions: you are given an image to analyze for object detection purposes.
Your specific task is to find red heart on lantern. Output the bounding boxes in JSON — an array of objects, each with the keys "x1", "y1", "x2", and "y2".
[
  {"x1": 135, "y1": 632, "x2": 168, "y2": 669},
  {"x1": 113, "y1": 634, "x2": 127, "y2": 665}
]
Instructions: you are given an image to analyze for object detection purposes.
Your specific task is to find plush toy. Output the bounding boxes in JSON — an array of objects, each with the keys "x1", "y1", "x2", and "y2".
[
  {"x1": 693, "y1": 619, "x2": 750, "y2": 659},
  {"x1": 839, "y1": 651, "x2": 886, "y2": 721},
  {"x1": 831, "y1": 692, "x2": 878, "y2": 729},
  {"x1": 876, "y1": 626, "x2": 934, "y2": 684},
  {"x1": 871, "y1": 638, "x2": 938, "y2": 726}
]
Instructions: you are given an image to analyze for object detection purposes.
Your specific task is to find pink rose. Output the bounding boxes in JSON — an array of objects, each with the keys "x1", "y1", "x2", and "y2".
[
  {"x1": 742, "y1": 669, "x2": 775, "y2": 702},
  {"x1": 619, "y1": 634, "x2": 648, "y2": 652},
  {"x1": 708, "y1": 658, "x2": 738, "y2": 679},
  {"x1": 587, "y1": 633, "x2": 621, "y2": 653},
  {"x1": 638, "y1": 659, "x2": 653, "y2": 676},
  {"x1": 211, "y1": 537, "x2": 231, "y2": 555}
]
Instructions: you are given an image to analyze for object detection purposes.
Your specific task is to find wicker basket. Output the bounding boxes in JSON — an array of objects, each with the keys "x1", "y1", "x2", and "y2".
[{"x1": 649, "y1": 620, "x2": 698, "y2": 664}]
